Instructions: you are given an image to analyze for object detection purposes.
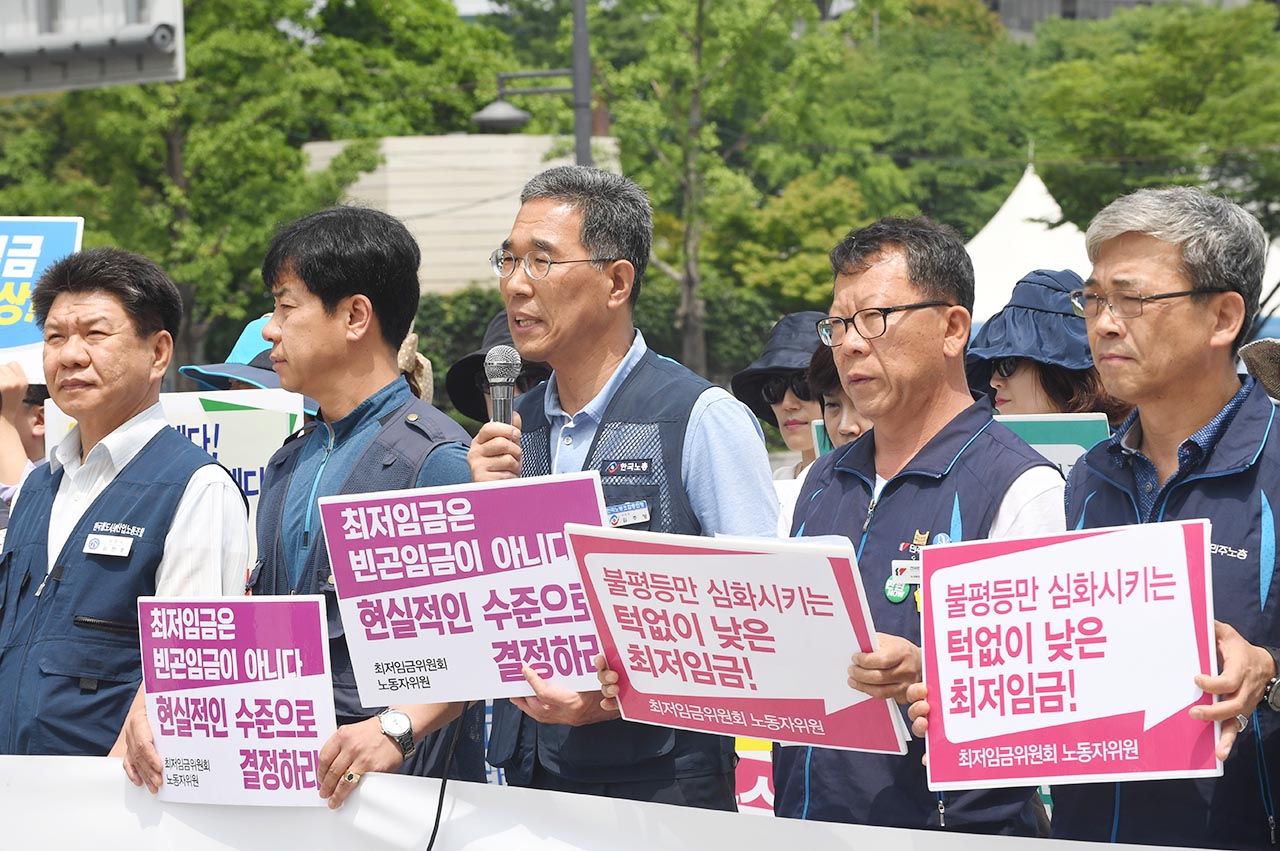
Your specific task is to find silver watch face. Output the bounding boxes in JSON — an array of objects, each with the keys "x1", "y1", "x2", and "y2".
[
  {"x1": 1270, "y1": 681, "x2": 1280, "y2": 712},
  {"x1": 382, "y1": 710, "x2": 412, "y2": 737}
]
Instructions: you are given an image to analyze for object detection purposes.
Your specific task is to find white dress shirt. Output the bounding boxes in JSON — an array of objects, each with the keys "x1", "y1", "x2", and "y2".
[{"x1": 43, "y1": 403, "x2": 249, "y2": 596}]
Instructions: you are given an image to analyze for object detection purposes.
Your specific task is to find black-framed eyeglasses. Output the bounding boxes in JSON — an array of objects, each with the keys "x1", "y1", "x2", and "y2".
[
  {"x1": 474, "y1": 367, "x2": 550, "y2": 395},
  {"x1": 992, "y1": 356, "x2": 1024, "y2": 379},
  {"x1": 761, "y1": 372, "x2": 813, "y2": 406},
  {"x1": 1069, "y1": 287, "x2": 1229, "y2": 319},
  {"x1": 816, "y1": 301, "x2": 954, "y2": 346},
  {"x1": 489, "y1": 249, "x2": 617, "y2": 280}
]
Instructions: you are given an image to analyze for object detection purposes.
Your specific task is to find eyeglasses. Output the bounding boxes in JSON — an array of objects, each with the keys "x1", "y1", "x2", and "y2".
[
  {"x1": 816, "y1": 301, "x2": 954, "y2": 346},
  {"x1": 489, "y1": 249, "x2": 616, "y2": 280},
  {"x1": 1069, "y1": 287, "x2": 1228, "y2": 319},
  {"x1": 474, "y1": 367, "x2": 549, "y2": 395},
  {"x1": 761, "y1": 372, "x2": 813, "y2": 406},
  {"x1": 992, "y1": 356, "x2": 1023, "y2": 379}
]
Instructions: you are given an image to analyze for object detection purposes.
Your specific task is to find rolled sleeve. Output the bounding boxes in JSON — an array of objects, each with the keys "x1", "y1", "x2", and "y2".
[{"x1": 681, "y1": 388, "x2": 779, "y2": 538}]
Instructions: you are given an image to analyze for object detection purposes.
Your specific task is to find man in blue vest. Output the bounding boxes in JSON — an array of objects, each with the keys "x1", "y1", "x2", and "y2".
[
  {"x1": 0, "y1": 247, "x2": 250, "y2": 757},
  {"x1": 117, "y1": 207, "x2": 485, "y2": 808},
  {"x1": 1048, "y1": 189, "x2": 1278, "y2": 847},
  {"x1": 908, "y1": 189, "x2": 1280, "y2": 846},
  {"x1": 468, "y1": 165, "x2": 777, "y2": 809},
  {"x1": 772, "y1": 218, "x2": 1065, "y2": 832}
]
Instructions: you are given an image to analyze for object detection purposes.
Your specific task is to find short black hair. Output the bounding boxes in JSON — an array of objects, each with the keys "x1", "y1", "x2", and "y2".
[
  {"x1": 829, "y1": 217, "x2": 975, "y2": 314},
  {"x1": 262, "y1": 206, "x2": 421, "y2": 350},
  {"x1": 31, "y1": 247, "x2": 183, "y2": 342},
  {"x1": 808, "y1": 343, "x2": 840, "y2": 397},
  {"x1": 520, "y1": 166, "x2": 652, "y2": 307},
  {"x1": 22, "y1": 384, "x2": 49, "y2": 407}
]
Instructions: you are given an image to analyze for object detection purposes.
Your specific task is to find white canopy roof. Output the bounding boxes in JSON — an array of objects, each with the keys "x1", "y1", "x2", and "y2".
[{"x1": 966, "y1": 165, "x2": 1091, "y2": 322}]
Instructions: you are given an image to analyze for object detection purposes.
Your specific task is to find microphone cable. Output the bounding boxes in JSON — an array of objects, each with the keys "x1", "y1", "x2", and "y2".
[{"x1": 424, "y1": 702, "x2": 472, "y2": 851}]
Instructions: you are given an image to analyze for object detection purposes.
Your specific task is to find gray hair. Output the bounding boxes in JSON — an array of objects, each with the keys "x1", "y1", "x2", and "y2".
[
  {"x1": 520, "y1": 166, "x2": 652, "y2": 306},
  {"x1": 1086, "y1": 187, "x2": 1267, "y2": 351}
]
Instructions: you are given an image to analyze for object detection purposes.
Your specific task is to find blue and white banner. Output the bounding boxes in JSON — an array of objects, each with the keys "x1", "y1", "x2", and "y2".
[{"x1": 0, "y1": 217, "x2": 84, "y2": 383}]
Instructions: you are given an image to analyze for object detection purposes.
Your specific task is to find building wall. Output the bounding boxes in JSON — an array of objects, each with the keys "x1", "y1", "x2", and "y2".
[
  {"x1": 990, "y1": 0, "x2": 1253, "y2": 37},
  {"x1": 304, "y1": 134, "x2": 618, "y2": 295}
]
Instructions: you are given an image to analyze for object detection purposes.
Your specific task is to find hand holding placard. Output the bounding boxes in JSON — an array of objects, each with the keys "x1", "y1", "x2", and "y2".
[{"x1": 849, "y1": 633, "x2": 923, "y2": 704}]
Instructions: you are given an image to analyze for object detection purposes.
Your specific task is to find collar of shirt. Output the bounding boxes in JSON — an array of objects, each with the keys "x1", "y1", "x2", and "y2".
[
  {"x1": 543, "y1": 328, "x2": 648, "y2": 427},
  {"x1": 314, "y1": 375, "x2": 413, "y2": 444},
  {"x1": 50, "y1": 402, "x2": 168, "y2": 479},
  {"x1": 1107, "y1": 376, "x2": 1253, "y2": 519},
  {"x1": 1109, "y1": 376, "x2": 1254, "y2": 467}
]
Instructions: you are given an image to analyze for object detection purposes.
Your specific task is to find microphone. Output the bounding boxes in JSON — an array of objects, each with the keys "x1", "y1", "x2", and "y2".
[{"x1": 484, "y1": 344, "x2": 522, "y2": 425}]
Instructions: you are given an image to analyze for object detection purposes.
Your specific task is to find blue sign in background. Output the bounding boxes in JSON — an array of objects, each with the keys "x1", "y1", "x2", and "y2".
[{"x1": 0, "y1": 217, "x2": 84, "y2": 348}]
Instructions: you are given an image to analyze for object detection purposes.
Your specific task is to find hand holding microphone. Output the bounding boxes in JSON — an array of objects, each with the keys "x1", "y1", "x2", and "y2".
[{"x1": 467, "y1": 344, "x2": 525, "y2": 482}]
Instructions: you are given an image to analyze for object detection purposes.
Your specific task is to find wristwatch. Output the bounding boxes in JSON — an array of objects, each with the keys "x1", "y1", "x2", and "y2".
[
  {"x1": 377, "y1": 708, "x2": 417, "y2": 761},
  {"x1": 1262, "y1": 646, "x2": 1280, "y2": 712}
]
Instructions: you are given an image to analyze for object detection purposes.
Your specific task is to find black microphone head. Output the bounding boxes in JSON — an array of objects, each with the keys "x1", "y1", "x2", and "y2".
[{"x1": 484, "y1": 344, "x2": 523, "y2": 384}]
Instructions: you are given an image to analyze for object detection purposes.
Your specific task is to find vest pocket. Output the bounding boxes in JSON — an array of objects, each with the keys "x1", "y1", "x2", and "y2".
[
  {"x1": 72, "y1": 615, "x2": 139, "y2": 637},
  {"x1": 31, "y1": 636, "x2": 141, "y2": 754}
]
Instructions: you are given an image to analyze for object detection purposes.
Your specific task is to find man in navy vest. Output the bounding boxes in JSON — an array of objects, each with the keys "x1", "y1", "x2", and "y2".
[
  {"x1": 0, "y1": 248, "x2": 250, "y2": 757},
  {"x1": 118, "y1": 207, "x2": 485, "y2": 808},
  {"x1": 772, "y1": 218, "x2": 1065, "y2": 833},
  {"x1": 468, "y1": 165, "x2": 777, "y2": 809},
  {"x1": 1047, "y1": 189, "x2": 1277, "y2": 847},
  {"x1": 909, "y1": 190, "x2": 1280, "y2": 846}
]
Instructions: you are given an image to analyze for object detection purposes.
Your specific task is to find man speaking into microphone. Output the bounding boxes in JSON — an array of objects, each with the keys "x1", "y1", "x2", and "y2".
[{"x1": 468, "y1": 165, "x2": 777, "y2": 810}]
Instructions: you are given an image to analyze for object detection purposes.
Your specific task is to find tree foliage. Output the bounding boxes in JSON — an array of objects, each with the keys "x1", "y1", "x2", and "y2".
[
  {"x1": 0, "y1": 0, "x2": 511, "y2": 372},
  {"x1": 1026, "y1": 3, "x2": 1280, "y2": 236}
]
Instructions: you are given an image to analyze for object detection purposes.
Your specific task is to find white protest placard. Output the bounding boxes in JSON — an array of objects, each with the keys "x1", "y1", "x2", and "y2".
[
  {"x1": 47, "y1": 388, "x2": 304, "y2": 562},
  {"x1": 317, "y1": 472, "x2": 608, "y2": 706},
  {"x1": 138, "y1": 596, "x2": 337, "y2": 806},
  {"x1": 0, "y1": 217, "x2": 83, "y2": 383},
  {"x1": 566, "y1": 524, "x2": 909, "y2": 753},
  {"x1": 921, "y1": 519, "x2": 1220, "y2": 790}
]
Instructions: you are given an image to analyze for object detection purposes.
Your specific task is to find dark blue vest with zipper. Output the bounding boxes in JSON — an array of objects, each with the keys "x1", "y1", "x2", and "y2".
[
  {"x1": 0, "y1": 427, "x2": 218, "y2": 755},
  {"x1": 250, "y1": 396, "x2": 486, "y2": 781},
  {"x1": 1051, "y1": 381, "x2": 1280, "y2": 849},
  {"x1": 774, "y1": 399, "x2": 1053, "y2": 833},
  {"x1": 487, "y1": 348, "x2": 738, "y2": 784}
]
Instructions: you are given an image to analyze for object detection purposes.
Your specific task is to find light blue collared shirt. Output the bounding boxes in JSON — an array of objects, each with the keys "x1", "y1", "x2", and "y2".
[{"x1": 542, "y1": 329, "x2": 777, "y2": 537}]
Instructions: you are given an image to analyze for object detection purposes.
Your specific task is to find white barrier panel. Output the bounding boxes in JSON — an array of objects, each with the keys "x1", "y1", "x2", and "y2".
[{"x1": 0, "y1": 755, "x2": 1184, "y2": 851}]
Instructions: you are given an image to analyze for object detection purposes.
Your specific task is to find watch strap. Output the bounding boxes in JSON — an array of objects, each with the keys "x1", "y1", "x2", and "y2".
[
  {"x1": 1262, "y1": 646, "x2": 1280, "y2": 711},
  {"x1": 377, "y1": 708, "x2": 417, "y2": 760}
]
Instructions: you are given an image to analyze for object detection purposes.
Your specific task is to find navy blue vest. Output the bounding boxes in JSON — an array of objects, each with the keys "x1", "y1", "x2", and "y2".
[
  {"x1": 1052, "y1": 381, "x2": 1280, "y2": 849},
  {"x1": 251, "y1": 396, "x2": 485, "y2": 780},
  {"x1": 488, "y1": 348, "x2": 737, "y2": 784},
  {"x1": 0, "y1": 427, "x2": 221, "y2": 755},
  {"x1": 774, "y1": 400, "x2": 1054, "y2": 832}
]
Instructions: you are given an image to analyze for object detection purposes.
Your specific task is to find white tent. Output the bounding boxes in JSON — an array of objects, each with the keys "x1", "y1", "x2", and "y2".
[{"x1": 966, "y1": 165, "x2": 1091, "y2": 322}]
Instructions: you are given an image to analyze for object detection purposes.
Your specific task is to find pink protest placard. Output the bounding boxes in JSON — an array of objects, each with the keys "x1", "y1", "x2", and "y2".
[
  {"x1": 566, "y1": 524, "x2": 909, "y2": 753},
  {"x1": 317, "y1": 472, "x2": 608, "y2": 705},
  {"x1": 921, "y1": 519, "x2": 1219, "y2": 790},
  {"x1": 138, "y1": 596, "x2": 336, "y2": 806}
]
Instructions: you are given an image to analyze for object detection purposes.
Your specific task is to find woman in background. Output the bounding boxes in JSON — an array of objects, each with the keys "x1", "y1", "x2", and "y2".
[
  {"x1": 967, "y1": 269, "x2": 1130, "y2": 426},
  {"x1": 731, "y1": 311, "x2": 827, "y2": 536},
  {"x1": 807, "y1": 344, "x2": 872, "y2": 452}
]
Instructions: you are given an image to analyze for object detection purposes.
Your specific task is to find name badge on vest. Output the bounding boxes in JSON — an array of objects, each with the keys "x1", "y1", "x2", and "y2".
[
  {"x1": 84, "y1": 534, "x2": 133, "y2": 557},
  {"x1": 607, "y1": 500, "x2": 651, "y2": 528},
  {"x1": 885, "y1": 559, "x2": 920, "y2": 604},
  {"x1": 601, "y1": 458, "x2": 654, "y2": 479}
]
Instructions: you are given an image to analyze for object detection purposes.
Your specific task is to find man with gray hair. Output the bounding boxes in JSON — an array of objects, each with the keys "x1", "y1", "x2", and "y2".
[
  {"x1": 1039, "y1": 187, "x2": 1278, "y2": 847},
  {"x1": 468, "y1": 165, "x2": 777, "y2": 809}
]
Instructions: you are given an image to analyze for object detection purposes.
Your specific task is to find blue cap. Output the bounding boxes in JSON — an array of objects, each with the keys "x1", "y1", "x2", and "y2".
[
  {"x1": 966, "y1": 269, "x2": 1093, "y2": 393},
  {"x1": 179, "y1": 316, "x2": 319, "y2": 417}
]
